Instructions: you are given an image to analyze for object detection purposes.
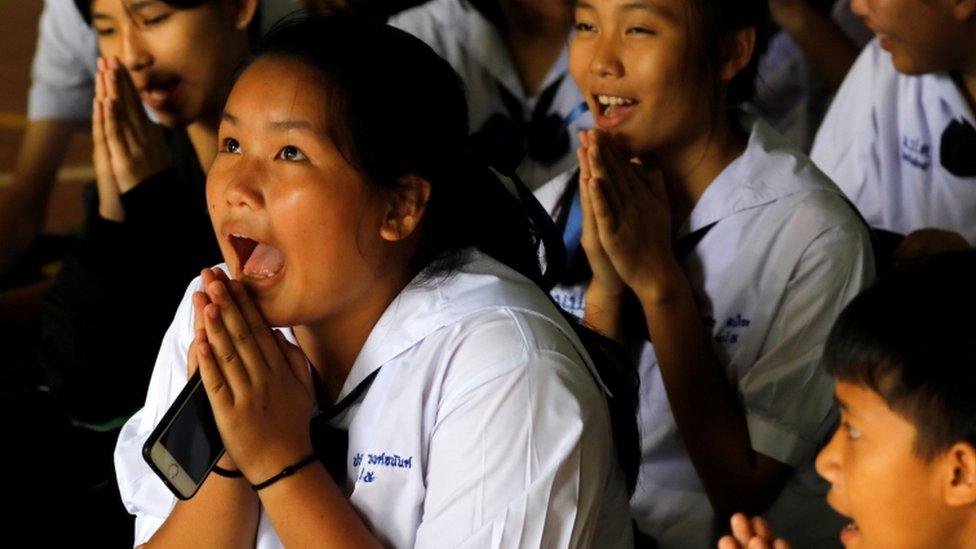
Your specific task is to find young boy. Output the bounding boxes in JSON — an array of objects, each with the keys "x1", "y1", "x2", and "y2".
[
  {"x1": 720, "y1": 251, "x2": 976, "y2": 548},
  {"x1": 810, "y1": 0, "x2": 976, "y2": 263}
]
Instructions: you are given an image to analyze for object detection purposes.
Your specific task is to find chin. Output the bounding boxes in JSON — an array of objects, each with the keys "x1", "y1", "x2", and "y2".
[{"x1": 888, "y1": 50, "x2": 940, "y2": 77}]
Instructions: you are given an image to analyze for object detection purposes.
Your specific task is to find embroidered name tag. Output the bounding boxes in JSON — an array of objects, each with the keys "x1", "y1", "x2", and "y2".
[
  {"x1": 706, "y1": 315, "x2": 752, "y2": 345},
  {"x1": 352, "y1": 452, "x2": 414, "y2": 484},
  {"x1": 900, "y1": 135, "x2": 931, "y2": 171}
]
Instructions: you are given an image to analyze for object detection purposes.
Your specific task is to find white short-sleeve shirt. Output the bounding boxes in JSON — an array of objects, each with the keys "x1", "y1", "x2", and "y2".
[
  {"x1": 811, "y1": 39, "x2": 976, "y2": 243},
  {"x1": 114, "y1": 252, "x2": 633, "y2": 548},
  {"x1": 388, "y1": 0, "x2": 591, "y2": 189},
  {"x1": 536, "y1": 118, "x2": 874, "y2": 548},
  {"x1": 28, "y1": 0, "x2": 98, "y2": 121},
  {"x1": 26, "y1": 0, "x2": 302, "y2": 121},
  {"x1": 755, "y1": 0, "x2": 872, "y2": 152}
]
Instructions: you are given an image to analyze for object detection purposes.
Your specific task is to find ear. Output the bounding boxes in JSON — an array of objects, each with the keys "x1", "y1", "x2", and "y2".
[
  {"x1": 944, "y1": 442, "x2": 976, "y2": 507},
  {"x1": 224, "y1": 0, "x2": 259, "y2": 31},
  {"x1": 379, "y1": 174, "x2": 431, "y2": 243},
  {"x1": 718, "y1": 27, "x2": 756, "y2": 84}
]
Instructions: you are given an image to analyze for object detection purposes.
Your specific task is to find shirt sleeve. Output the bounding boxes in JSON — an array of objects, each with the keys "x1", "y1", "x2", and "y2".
[
  {"x1": 810, "y1": 40, "x2": 889, "y2": 228},
  {"x1": 412, "y1": 314, "x2": 631, "y2": 549},
  {"x1": 739, "y1": 217, "x2": 873, "y2": 468},
  {"x1": 27, "y1": 0, "x2": 97, "y2": 121},
  {"x1": 114, "y1": 275, "x2": 201, "y2": 547}
]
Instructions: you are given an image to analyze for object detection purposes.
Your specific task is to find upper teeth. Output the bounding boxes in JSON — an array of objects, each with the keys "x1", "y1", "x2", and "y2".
[{"x1": 597, "y1": 95, "x2": 635, "y2": 106}]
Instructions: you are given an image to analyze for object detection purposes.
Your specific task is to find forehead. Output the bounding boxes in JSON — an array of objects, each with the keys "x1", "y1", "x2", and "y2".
[
  {"x1": 575, "y1": 0, "x2": 682, "y2": 19},
  {"x1": 835, "y1": 380, "x2": 918, "y2": 432},
  {"x1": 92, "y1": 0, "x2": 165, "y2": 14},
  {"x1": 225, "y1": 58, "x2": 332, "y2": 131}
]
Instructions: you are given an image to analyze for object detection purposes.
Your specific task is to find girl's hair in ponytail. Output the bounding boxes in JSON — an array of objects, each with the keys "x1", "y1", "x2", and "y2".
[
  {"x1": 688, "y1": 0, "x2": 770, "y2": 109},
  {"x1": 247, "y1": 15, "x2": 640, "y2": 492}
]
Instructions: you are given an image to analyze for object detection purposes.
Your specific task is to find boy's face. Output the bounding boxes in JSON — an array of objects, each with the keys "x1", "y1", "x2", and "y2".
[
  {"x1": 816, "y1": 381, "x2": 956, "y2": 548},
  {"x1": 850, "y1": 0, "x2": 973, "y2": 75}
]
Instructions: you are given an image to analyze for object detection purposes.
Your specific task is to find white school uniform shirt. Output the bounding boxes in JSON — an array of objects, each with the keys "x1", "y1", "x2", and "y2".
[
  {"x1": 388, "y1": 0, "x2": 591, "y2": 190},
  {"x1": 755, "y1": 0, "x2": 872, "y2": 152},
  {"x1": 27, "y1": 0, "x2": 301, "y2": 121},
  {"x1": 536, "y1": 117, "x2": 873, "y2": 548},
  {"x1": 115, "y1": 252, "x2": 633, "y2": 548},
  {"x1": 811, "y1": 39, "x2": 976, "y2": 243}
]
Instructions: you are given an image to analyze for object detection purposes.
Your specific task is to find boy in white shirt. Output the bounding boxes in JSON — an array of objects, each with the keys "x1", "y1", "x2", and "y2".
[
  {"x1": 811, "y1": 0, "x2": 976, "y2": 263},
  {"x1": 722, "y1": 251, "x2": 976, "y2": 549}
]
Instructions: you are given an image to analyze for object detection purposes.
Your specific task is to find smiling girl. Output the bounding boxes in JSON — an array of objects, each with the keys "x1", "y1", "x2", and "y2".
[
  {"x1": 115, "y1": 16, "x2": 638, "y2": 547},
  {"x1": 533, "y1": 0, "x2": 874, "y2": 546}
]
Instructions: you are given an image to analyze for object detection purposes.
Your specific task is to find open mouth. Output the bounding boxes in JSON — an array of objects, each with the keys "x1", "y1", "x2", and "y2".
[
  {"x1": 229, "y1": 234, "x2": 285, "y2": 280},
  {"x1": 592, "y1": 94, "x2": 639, "y2": 128},
  {"x1": 595, "y1": 94, "x2": 638, "y2": 117},
  {"x1": 140, "y1": 77, "x2": 181, "y2": 110}
]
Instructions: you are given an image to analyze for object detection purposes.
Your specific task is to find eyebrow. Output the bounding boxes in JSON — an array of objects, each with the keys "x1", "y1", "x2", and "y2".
[
  {"x1": 268, "y1": 119, "x2": 314, "y2": 132},
  {"x1": 221, "y1": 111, "x2": 315, "y2": 132},
  {"x1": 93, "y1": 1, "x2": 161, "y2": 22},
  {"x1": 834, "y1": 394, "x2": 858, "y2": 418}
]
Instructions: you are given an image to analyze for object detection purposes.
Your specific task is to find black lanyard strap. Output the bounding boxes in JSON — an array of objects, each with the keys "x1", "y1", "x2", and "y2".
[{"x1": 308, "y1": 367, "x2": 382, "y2": 482}]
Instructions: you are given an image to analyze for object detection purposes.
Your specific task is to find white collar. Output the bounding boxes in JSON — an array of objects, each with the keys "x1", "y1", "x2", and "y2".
[
  {"x1": 682, "y1": 116, "x2": 842, "y2": 235},
  {"x1": 432, "y1": 0, "x2": 571, "y2": 100},
  {"x1": 925, "y1": 71, "x2": 976, "y2": 127},
  {"x1": 330, "y1": 250, "x2": 609, "y2": 400}
]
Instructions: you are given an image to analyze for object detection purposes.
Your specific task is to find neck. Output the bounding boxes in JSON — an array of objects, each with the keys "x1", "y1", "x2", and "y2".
[
  {"x1": 186, "y1": 116, "x2": 220, "y2": 172},
  {"x1": 641, "y1": 114, "x2": 747, "y2": 230},
  {"x1": 959, "y1": 70, "x2": 976, "y2": 118},
  {"x1": 498, "y1": 0, "x2": 571, "y2": 96},
  {"x1": 292, "y1": 266, "x2": 415, "y2": 405},
  {"x1": 499, "y1": 1, "x2": 571, "y2": 39}
]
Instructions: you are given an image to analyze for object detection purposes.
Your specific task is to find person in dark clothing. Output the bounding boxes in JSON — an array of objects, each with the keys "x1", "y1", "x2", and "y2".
[
  {"x1": 40, "y1": 127, "x2": 218, "y2": 426},
  {"x1": 3, "y1": 1, "x2": 266, "y2": 543}
]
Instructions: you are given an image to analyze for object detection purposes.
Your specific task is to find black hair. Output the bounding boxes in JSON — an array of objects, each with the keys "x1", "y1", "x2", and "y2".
[
  {"x1": 247, "y1": 15, "x2": 640, "y2": 492},
  {"x1": 823, "y1": 251, "x2": 976, "y2": 460},
  {"x1": 685, "y1": 0, "x2": 770, "y2": 109}
]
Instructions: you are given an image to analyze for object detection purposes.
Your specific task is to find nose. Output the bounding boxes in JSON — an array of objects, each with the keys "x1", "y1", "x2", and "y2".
[
  {"x1": 815, "y1": 426, "x2": 843, "y2": 484},
  {"x1": 219, "y1": 159, "x2": 265, "y2": 211},
  {"x1": 120, "y1": 24, "x2": 153, "y2": 73},
  {"x1": 589, "y1": 34, "x2": 623, "y2": 79}
]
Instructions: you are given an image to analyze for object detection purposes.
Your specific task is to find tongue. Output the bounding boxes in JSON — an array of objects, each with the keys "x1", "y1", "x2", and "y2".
[{"x1": 243, "y1": 243, "x2": 285, "y2": 277}]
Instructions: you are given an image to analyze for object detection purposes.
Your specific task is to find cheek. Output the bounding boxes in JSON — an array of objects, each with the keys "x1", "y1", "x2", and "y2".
[
  {"x1": 272, "y1": 185, "x2": 368, "y2": 261},
  {"x1": 568, "y1": 41, "x2": 592, "y2": 89}
]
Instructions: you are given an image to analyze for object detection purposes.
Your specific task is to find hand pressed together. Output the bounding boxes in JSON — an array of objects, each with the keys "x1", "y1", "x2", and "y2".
[
  {"x1": 192, "y1": 267, "x2": 317, "y2": 485},
  {"x1": 578, "y1": 129, "x2": 681, "y2": 302},
  {"x1": 92, "y1": 56, "x2": 170, "y2": 221}
]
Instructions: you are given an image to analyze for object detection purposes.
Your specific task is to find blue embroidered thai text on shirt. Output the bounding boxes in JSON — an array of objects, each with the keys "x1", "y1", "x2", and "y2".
[{"x1": 900, "y1": 135, "x2": 931, "y2": 170}]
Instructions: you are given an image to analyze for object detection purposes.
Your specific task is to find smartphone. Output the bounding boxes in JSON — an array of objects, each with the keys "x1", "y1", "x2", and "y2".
[{"x1": 142, "y1": 370, "x2": 225, "y2": 500}]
